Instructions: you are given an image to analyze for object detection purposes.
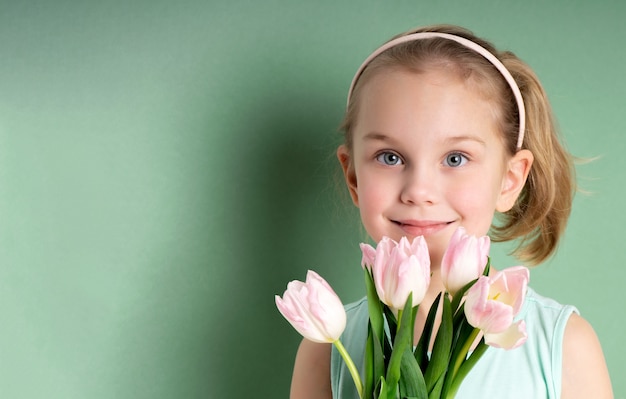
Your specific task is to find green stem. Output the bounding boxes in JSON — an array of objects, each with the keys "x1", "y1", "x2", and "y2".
[
  {"x1": 446, "y1": 340, "x2": 488, "y2": 398},
  {"x1": 333, "y1": 339, "x2": 363, "y2": 399},
  {"x1": 450, "y1": 328, "x2": 480, "y2": 382}
]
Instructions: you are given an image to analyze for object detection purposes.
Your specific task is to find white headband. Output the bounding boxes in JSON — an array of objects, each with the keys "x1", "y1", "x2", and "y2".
[{"x1": 347, "y1": 32, "x2": 526, "y2": 150}]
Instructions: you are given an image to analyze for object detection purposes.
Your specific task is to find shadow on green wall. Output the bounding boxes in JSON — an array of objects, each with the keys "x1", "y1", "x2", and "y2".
[{"x1": 217, "y1": 96, "x2": 344, "y2": 397}]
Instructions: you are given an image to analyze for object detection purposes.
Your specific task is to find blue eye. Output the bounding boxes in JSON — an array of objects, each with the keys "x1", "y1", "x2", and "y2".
[
  {"x1": 444, "y1": 152, "x2": 468, "y2": 167},
  {"x1": 376, "y1": 152, "x2": 403, "y2": 166}
]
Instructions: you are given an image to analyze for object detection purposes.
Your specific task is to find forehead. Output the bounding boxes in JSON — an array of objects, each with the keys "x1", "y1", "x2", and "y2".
[{"x1": 354, "y1": 68, "x2": 500, "y2": 137}]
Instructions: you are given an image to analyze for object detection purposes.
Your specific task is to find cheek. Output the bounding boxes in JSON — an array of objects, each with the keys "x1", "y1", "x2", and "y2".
[
  {"x1": 354, "y1": 175, "x2": 394, "y2": 237},
  {"x1": 453, "y1": 190, "x2": 492, "y2": 214},
  {"x1": 450, "y1": 177, "x2": 501, "y2": 232},
  {"x1": 355, "y1": 168, "x2": 394, "y2": 205},
  {"x1": 357, "y1": 180, "x2": 388, "y2": 214}
]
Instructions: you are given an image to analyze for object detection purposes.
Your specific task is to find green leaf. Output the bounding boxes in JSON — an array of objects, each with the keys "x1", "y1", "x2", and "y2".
[
  {"x1": 424, "y1": 294, "x2": 452, "y2": 392},
  {"x1": 383, "y1": 332, "x2": 393, "y2": 369},
  {"x1": 452, "y1": 302, "x2": 467, "y2": 333},
  {"x1": 449, "y1": 317, "x2": 475, "y2": 369},
  {"x1": 365, "y1": 269, "x2": 384, "y2": 347},
  {"x1": 411, "y1": 304, "x2": 419, "y2": 345},
  {"x1": 383, "y1": 305, "x2": 398, "y2": 344},
  {"x1": 365, "y1": 322, "x2": 386, "y2": 399},
  {"x1": 399, "y1": 348, "x2": 428, "y2": 399},
  {"x1": 365, "y1": 325, "x2": 374, "y2": 399},
  {"x1": 385, "y1": 293, "x2": 414, "y2": 394},
  {"x1": 414, "y1": 292, "x2": 441, "y2": 371},
  {"x1": 427, "y1": 372, "x2": 446, "y2": 399},
  {"x1": 377, "y1": 377, "x2": 389, "y2": 399}
]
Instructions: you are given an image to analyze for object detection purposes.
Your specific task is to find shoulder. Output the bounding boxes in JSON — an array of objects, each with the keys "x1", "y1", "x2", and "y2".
[
  {"x1": 290, "y1": 339, "x2": 332, "y2": 399},
  {"x1": 561, "y1": 313, "x2": 613, "y2": 398},
  {"x1": 522, "y1": 289, "x2": 613, "y2": 397}
]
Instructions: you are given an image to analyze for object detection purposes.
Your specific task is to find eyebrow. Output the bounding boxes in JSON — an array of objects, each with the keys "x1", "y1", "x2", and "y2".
[
  {"x1": 444, "y1": 135, "x2": 487, "y2": 146},
  {"x1": 362, "y1": 132, "x2": 400, "y2": 144},
  {"x1": 363, "y1": 132, "x2": 390, "y2": 140},
  {"x1": 363, "y1": 132, "x2": 487, "y2": 146}
]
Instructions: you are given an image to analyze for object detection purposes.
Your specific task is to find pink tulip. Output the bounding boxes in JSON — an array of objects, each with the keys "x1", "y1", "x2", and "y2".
[
  {"x1": 464, "y1": 266, "x2": 529, "y2": 349},
  {"x1": 441, "y1": 227, "x2": 490, "y2": 296},
  {"x1": 359, "y1": 242, "x2": 377, "y2": 271},
  {"x1": 275, "y1": 270, "x2": 347, "y2": 343},
  {"x1": 372, "y1": 236, "x2": 431, "y2": 310}
]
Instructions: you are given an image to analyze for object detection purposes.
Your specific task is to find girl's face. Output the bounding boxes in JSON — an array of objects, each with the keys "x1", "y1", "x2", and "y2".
[{"x1": 338, "y1": 68, "x2": 532, "y2": 265}]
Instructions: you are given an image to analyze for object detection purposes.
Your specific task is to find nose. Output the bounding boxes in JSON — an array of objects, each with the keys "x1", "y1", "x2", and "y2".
[{"x1": 399, "y1": 165, "x2": 437, "y2": 205}]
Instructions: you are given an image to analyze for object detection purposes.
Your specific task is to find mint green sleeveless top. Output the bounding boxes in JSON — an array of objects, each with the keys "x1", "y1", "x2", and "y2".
[{"x1": 331, "y1": 287, "x2": 578, "y2": 398}]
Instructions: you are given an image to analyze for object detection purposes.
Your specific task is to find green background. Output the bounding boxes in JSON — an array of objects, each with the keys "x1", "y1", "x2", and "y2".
[{"x1": 0, "y1": 1, "x2": 623, "y2": 397}]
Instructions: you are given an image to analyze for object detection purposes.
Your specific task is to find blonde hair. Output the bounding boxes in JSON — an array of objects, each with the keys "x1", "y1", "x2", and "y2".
[{"x1": 340, "y1": 24, "x2": 576, "y2": 265}]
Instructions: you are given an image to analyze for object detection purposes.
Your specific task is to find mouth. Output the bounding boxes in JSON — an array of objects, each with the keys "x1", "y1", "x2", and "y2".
[{"x1": 391, "y1": 219, "x2": 455, "y2": 237}]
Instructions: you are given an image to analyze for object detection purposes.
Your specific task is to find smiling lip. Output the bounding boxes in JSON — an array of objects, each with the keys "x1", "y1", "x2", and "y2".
[{"x1": 393, "y1": 220, "x2": 453, "y2": 236}]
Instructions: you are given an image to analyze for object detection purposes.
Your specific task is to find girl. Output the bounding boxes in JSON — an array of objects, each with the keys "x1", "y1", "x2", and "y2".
[{"x1": 290, "y1": 25, "x2": 613, "y2": 398}]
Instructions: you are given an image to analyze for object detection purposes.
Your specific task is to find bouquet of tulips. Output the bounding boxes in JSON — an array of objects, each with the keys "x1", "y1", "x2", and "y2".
[{"x1": 275, "y1": 227, "x2": 529, "y2": 399}]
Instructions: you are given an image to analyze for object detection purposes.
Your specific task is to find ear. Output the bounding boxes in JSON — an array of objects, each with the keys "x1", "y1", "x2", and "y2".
[
  {"x1": 496, "y1": 149, "x2": 534, "y2": 212},
  {"x1": 337, "y1": 145, "x2": 360, "y2": 207}
]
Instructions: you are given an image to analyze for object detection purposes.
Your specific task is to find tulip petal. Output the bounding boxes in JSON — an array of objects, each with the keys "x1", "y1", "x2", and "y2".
[
  {"x1": 275, "y1": 270, "x2": 346, "y2": 343},
  {"x1": 496, "y1": 266, "x2": 529, "y2": 315},
  {"x1": 464, "y1": 278, "x2": 515, "y2": 334},
  {"x1": 360, "y1": 243, "x2": 376, "y2": 270},
  {"x1": 484, "y1": 320, "x2": 528, "y2": 349},
  {"x1": 464, "y1": 265, "x2": 530, "y2": 343},
  {"x1": 276, "y1": 291, "x2": 324, "y2": 342},
  {"x1": 371, "y1": 236, "x2": 430, "y2": 310},
  {"x1": 441, "y1": 227, "x2": 490, "y2": 296}
]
